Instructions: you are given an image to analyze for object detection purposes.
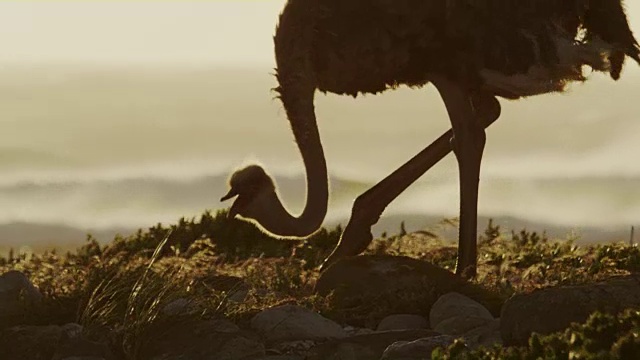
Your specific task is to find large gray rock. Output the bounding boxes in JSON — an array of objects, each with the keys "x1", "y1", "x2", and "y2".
[
  {"x1": 501, "y1": 274, "x2": 640, "y2": 345},
  {"x1": 251, "y1": 305, "x2": 347, "y2": 343},
  {"x1": 428, "y1": 292, "x2": 501, "y2": 350},
  {"x1": 377, "y1": 314, "x2": 428, "y2": 331},
  {"x1": 306, "y1": 329, "x2": 439, "y2": 360},
  {"x1": 429, "y1": 292, "x2": 493, "y2": 330},
  {"x1": 380, "y1": 335, "x2": 459, "y2": 360},
  {"x1": 315, "y1": 256, "x2": 503, "y2": 326}
]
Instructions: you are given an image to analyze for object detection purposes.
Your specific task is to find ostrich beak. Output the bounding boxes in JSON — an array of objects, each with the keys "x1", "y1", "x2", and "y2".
[
  {"x1": 220, "y1": 188, "x2": 238, "y2": 202},
  {"x1": 221, "y1": 188, "x2": 241, "y2": 219}
]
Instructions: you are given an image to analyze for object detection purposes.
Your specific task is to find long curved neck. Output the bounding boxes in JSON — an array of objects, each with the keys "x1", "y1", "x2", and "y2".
[
  {"x1": 257, "y1": 0, "x2": 327, "y2": 237},
  {"x1": 256, "y1": 85, "x2": 327, "y2": 238}
]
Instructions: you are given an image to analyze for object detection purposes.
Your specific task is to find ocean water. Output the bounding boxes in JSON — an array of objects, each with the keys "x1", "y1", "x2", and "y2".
[{"x1": 1, "y1": 64, "x2": 639, "y2": 249}]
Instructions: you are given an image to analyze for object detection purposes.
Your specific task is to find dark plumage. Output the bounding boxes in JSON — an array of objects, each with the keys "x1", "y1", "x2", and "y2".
[{"x1": 275, "y1": 0, "x2": 639, "y2": 98}]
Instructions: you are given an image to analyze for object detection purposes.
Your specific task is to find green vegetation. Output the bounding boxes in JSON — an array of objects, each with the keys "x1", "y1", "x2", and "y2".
[
  {"x1": 433, "y1": 309, "x2": 640, "y2": 359},
  {"x1": 1, "y1": 210, "x2": 639, "y2": 359}
]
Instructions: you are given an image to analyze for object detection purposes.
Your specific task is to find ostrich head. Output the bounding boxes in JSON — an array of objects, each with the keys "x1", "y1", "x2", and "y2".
[{"x1": 220, "y1": 164, "x2": 277, "y2": 221}]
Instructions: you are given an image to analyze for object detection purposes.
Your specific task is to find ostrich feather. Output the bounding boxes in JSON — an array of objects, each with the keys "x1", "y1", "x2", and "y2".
[{"x1": 276, "y1": 0, "x2": 640, "y2": 98}]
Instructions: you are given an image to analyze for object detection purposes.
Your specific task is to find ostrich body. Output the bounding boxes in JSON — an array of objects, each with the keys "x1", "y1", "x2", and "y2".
[{"x1": 221, "y1": 0, "x2": 640, "y2": 277}]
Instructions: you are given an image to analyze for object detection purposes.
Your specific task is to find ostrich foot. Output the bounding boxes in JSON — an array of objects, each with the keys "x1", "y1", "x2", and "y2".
[
  {"x1": 319, "y1": 127, "x2": 454, "y2": 272},
  {"x1": 320, "y1": 199, "x2": 377, "y2": 272}
]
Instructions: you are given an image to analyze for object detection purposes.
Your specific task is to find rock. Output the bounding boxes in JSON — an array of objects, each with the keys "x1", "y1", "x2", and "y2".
[
  {"x1": 60, "y1": 323, "x2": 84, "y2": 339},
  {"x1": 501, "y1": 274, "x2": 640, "y2": 345},
  {"x1": 433, "y1": 315, "x2": 494, "y2": 336},
  {"x1": 141, "y1": 318, "x2": 264, "y2": 360},
  {"x1": 215, "y1": 336, "x2": 266, "y2": 360},
  {"x1": 162, "y1": 298, "x2": 199, "y2": 316},
  {"x1": 0, "y1": 270, "x2": 43, "y2": 326},
  {"x1": 377, "y1": 314, "x2": 428, "y2": 331},
  {"x1": 344, "y1": 326, "x2": 375, "y2": 336},
  {"x1": 269, "y1": 340, "x2": 316, "y2": 356},
  {"x1": 380, "y1": 335, "x2": 459, "y2": 360},
  {"x1": 306, "y1": 329, "x2": 439, "y2": 360},
  {"x1": 52, "y1": 335, "x2": 114, "y2": 360},
  {"x1": 429, "y1": 292, "x2": 494, "y2": 329},
  {"x1": 207, "y1": 317, "x2": 240, "y2": 333},
  {"x1": 251, "y1": 305, "x2": 347, "y2": 343},
  {"x1": 250, "y1": 356, "x2": 304, "y2": 360},
  {"x1": 0, "y1": 324, "x2": 65, "y2": 360},
  {"x1": 315, "y1": 256, "x2": 503, "y2": 326},
  {"x1": 0, "y1": 323, "x2": 113, "y2": 360},
  {"x1": 427, "y1": 292, "x2": 500, "y2": 349},
  {"x1": 0, "y1": 270, "x2": 42, "y2": 302},
  {"x1": 463, "y1": 318, "x2": 502, "y2": 349}
]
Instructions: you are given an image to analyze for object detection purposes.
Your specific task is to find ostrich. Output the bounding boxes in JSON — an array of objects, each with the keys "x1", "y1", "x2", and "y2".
[{"x1": 220, "y1": 0, "x2": 640, "y2": 278}]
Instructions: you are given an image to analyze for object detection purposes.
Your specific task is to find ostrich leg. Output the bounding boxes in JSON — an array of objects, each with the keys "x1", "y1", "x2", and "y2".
[
  {"x1": 320, "y1": 80, "x2": 498, "y2": 276},
  {"x1": 434, "y1": 78, "x2": 486, "y2": 278}
]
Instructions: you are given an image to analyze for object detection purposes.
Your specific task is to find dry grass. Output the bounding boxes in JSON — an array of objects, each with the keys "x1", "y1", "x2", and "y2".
[{"x1": 2, "y1": 210, "x2": 639, "y2": 358}]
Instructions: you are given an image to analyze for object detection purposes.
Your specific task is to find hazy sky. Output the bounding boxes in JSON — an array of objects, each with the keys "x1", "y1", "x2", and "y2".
[
  {"x1": 1, "y1": 1, "x2": 638, "y2": 66},
  {"x1": 0, "y1": 1, "x2": 287, "y2": 65}
]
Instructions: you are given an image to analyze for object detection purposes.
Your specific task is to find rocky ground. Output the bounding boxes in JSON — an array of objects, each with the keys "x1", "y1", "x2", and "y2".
[{"x1": 1, "y1": 211, "x2": 639, "y2": 359}]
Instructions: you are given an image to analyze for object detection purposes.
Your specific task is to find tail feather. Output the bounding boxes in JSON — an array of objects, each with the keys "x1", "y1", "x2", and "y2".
[{"x1": 583, "y1": 0, "x2": 640, "y2": 79}]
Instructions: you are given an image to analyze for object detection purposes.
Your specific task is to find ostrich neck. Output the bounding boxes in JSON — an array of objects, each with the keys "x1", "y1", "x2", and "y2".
[{"x1": 263, "y1": 87, "x2": 328, "y2": 237}]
